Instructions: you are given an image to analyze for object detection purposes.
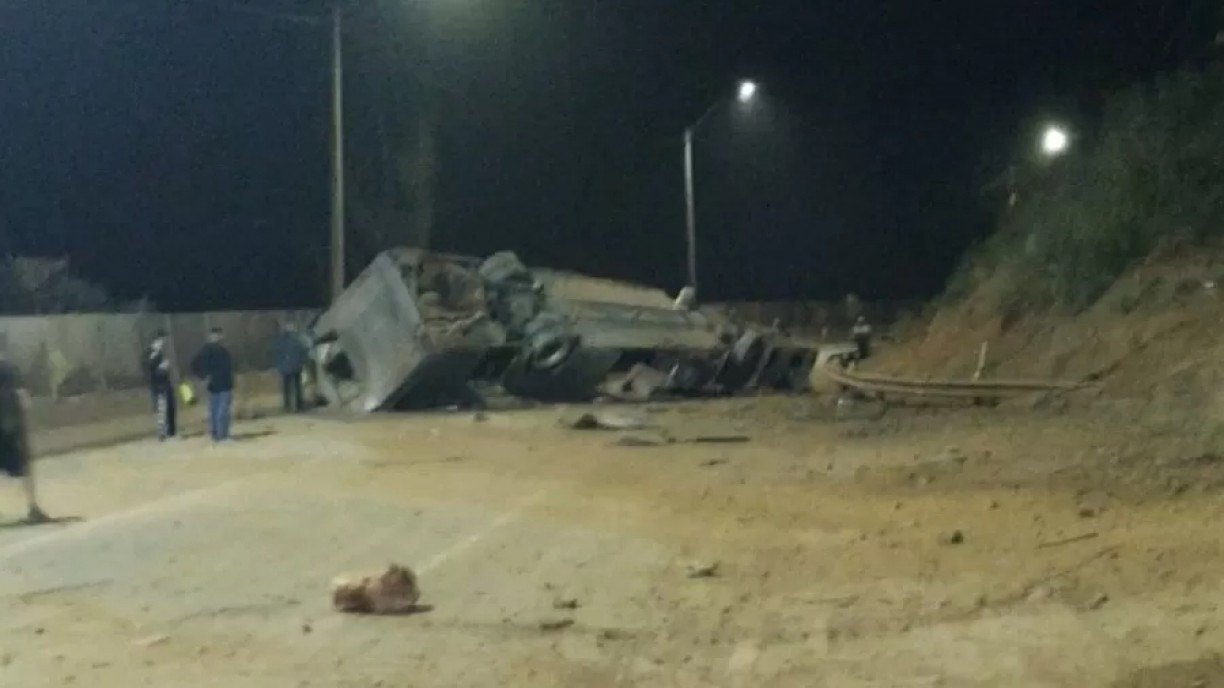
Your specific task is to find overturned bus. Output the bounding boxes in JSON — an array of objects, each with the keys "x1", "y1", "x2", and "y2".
[{"x1": 310, "y1": 249, "x2": 823, "y2": 412}]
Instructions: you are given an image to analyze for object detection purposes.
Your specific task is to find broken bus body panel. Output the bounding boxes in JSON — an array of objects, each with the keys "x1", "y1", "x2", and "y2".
[{"x1": 310, "y1": 249, "x2": 820, "y2": 411}]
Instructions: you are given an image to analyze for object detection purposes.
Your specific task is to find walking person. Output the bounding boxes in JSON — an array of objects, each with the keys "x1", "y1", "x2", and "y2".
[
  {"x1": 145, "y1": 331, "x2": 177, "y2": 440},
  {"x1": 273, "y1": 322, "x2": 308, "y2": 413},
  {"x1": 191, "y1": 328, "x2": 235, "y2": 442},
  {"x1": 851, "y1": 315, "x2": 874, "y2": 361},
  {"x1": 0, "y1": 355, "x2": 50, "y2": 523}
]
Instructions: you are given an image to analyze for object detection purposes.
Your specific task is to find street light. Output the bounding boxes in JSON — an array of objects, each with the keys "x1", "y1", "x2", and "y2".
[
  {"x1": 683, "y1": 80, "x2": 759, "y2": 295},
  {"x1": 1041, "y1": 125, "x2": 1070, "y2": 157},
  {"x1": 737, "y1": 80, "x2": 758, "y2": 103}
]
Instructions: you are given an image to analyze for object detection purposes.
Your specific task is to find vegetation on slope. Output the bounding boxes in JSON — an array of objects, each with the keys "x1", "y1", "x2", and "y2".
[{"x1": 949, "y1": 63, "x2": 1224, "y2": 312}]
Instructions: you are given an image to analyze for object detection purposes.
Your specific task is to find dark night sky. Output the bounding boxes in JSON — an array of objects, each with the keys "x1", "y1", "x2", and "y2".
[{"x1": 0, "y1": 0, "x2": 1213, "y2": 310}]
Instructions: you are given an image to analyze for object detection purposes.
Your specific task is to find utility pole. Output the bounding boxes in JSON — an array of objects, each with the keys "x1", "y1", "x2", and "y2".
[
  {"x1": 214, "y1": 1, "x2": 349, "y2": 303},
  {"x1": 682, "y1": 128, "x2": 697, "y2": 292},
  {"x1": 330, "y1": 2, "x2": 346, "y2": 303}
]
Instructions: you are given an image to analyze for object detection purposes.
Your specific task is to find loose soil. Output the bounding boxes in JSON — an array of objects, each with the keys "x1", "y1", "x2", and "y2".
[{"x1": 1, "y1": 395, "x2": 1221, "y2": 686}]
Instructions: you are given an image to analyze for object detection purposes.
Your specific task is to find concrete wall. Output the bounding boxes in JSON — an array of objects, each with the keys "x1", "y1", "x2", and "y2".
[{"x1": 0, "y1": 310, "x2": 315, "y2": 398}]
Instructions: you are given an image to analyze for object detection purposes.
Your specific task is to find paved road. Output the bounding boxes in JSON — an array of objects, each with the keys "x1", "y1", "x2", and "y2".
[
  {"x1": 26, "y1": 391, "x2": 284, "y2": 458},
  {"x1": 0, "y1": 413, "x2": 701, "y2": 687},
  {"x1": 2, "y1": 402, "x2": 1222, "y2": 687}
]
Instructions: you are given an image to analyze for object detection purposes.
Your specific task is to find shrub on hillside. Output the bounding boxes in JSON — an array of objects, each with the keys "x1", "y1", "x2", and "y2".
[{"x1": 959, "y1": 64, "x2": 1224, "y2": 310}]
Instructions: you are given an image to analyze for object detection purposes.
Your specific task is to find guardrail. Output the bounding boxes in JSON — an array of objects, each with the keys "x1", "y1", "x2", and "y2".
[{"x1": 819, "y1": 364, "x2": 1091, "y2": 400}]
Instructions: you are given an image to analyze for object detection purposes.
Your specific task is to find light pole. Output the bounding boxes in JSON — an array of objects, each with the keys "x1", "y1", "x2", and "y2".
[
  {"x1": 683, "y1": 79, "x2": 758, "y2": 295},
  {"x1": 330, "y1": 3, "x2": 346, "y2": 303}
]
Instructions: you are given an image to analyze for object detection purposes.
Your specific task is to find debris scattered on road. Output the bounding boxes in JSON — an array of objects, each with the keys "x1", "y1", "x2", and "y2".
[
  {"x1": 568, "y1": 412, "x2": 652, "y2": 431},
  {"x1": 599, "y1": 628, "x2": 633, "y2": 641},
  {"x1": 1026, "y1": 586, "x2": 1052, "y2": 604},
  {"x1": 552, "y1": 598, "x2": 580, "y2": 610},
  {"x1": 700, "y1": 458, "x2": 729, "y2": 467},
  {"x1": 134, "y1": 634, "x2": 169, "y2": 648},
  {"x1": 687, "y1": 561, "x2": 721, "y2": 579},
  {"x1": 538, "y1": 618, "x2": 574, "y2": 632},
  {"x1": 933, "y1": 448, "x2": 969, "y2": 466},
  {"x1": 1077, "y1": 506, "x2": 1098, "y2": 518},
  {"x1": 613, "y1": 434, "x2": 668, "y2": 447},
  {"x1": 690, "y1": 435, "x2": 751, "y2": 444},
  {"x1": 301, "y1": 622, "x2": 313, "y2": 634},
  {"x1": 939, "y1": 530, "x2": 965, "y2": 545},
  {"x1": 568, "y1": 412, "x2": 750, "y2": 448},
  {"x1": 1085, "y1": 592, "x2": 1109, "y2": 611},
  {"x1": 1037, "y1": 532, "x2": 1099, "y2": 549},
  {"x1": 332, "y1": 564, "x2": 422, "y2": 615}
]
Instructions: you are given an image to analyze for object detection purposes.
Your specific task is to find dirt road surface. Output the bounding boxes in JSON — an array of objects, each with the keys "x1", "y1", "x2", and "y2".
[{"x1": 1, "y1": 397, "x2": 1222, "y2": 687}]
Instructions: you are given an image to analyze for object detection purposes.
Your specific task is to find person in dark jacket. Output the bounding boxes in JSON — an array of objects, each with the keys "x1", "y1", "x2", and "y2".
[
  {"x1": 191, "y1": 328, "x2": 235, "y2": 442},
  {"x1": 273, "y1": 322, "x2": 308, "y2": 413},
  {"x1": 145, "y1": 331, "x2": 177, "y2": 440},
  {"x1": 0, "y1": 356, "x2": 49, "y2": 523},
  {"x1": 851, "y1": 316, "x2": 874, "y2": 361}
]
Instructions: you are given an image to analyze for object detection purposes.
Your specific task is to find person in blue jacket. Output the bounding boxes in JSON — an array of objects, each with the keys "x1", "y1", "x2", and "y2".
[
  {"x1": 191, "y1": 328, "x2": 235, "y2": 442},
  {"x1": 273, "y1": 322, "x2": 309, "y2": 413}
]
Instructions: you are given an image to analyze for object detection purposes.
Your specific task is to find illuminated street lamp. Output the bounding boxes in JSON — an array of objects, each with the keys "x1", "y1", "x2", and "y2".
[
  {"x1": 737, "y1": 80, "x2": 758, "y2": 103},
  {"x1": 1041, "y1": 125, "x2": 1070, "y2": 157},
  {"x1": 683, "y1": 80, "x2": 759, "y2": 294}
]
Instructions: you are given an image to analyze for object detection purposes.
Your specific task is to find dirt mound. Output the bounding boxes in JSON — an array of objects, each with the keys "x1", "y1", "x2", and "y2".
[{"x1": 873, "y1": 242, "x2": 1224, "y2": 407}]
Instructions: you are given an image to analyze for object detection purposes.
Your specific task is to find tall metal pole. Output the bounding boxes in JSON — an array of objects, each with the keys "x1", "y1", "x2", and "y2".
[
  {"x1": 683, "y1": 127, "x2": 697, "y2": 292},
  {"x1": 329, "y1": 3, "x2": 346, "y2": 302}
]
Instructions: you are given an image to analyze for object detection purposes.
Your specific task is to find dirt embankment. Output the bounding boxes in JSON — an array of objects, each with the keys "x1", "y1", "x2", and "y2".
[{"x1": 871, "y1": 242, "x2": 1224, "y2": 411}]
